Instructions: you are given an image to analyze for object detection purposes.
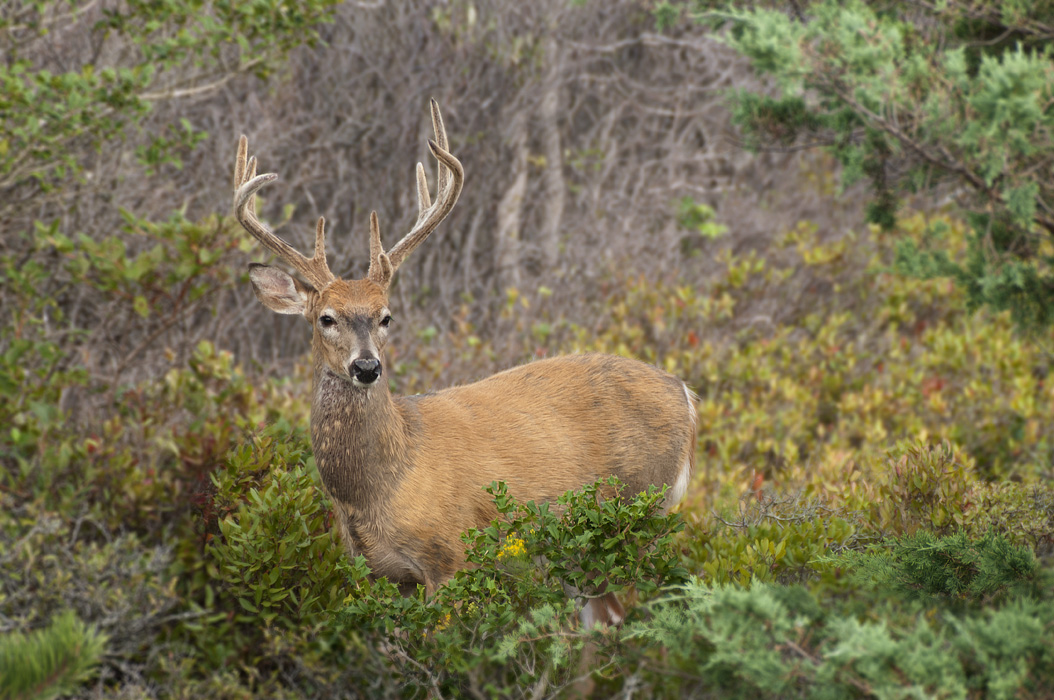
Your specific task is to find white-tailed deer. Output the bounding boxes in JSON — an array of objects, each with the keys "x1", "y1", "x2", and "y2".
[{"x1": 232, "y1": 100, "x2": 698, "y2": 626}]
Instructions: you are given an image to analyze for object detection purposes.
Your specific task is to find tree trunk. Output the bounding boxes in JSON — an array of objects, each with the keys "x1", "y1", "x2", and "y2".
[{"x1": 495, "y1": 110, "x2": 528, "y2": 287}]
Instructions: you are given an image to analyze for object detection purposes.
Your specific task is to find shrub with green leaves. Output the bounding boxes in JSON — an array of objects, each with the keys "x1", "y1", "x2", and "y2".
[
  {"x1": 205, "y1": 427, "x2": 345, "y2": 629},
  {"x1": 870, "y1": 440, "x2": 976, "y2": 535},
  {"x1": 831, "y1": 530, "x2": 1042, "y2": 606},
  {"x1": 692, "y1": 0, "x2": 1054, "y2": 328},
  {"x1": 0, "y1": 610, "x2": 107, "y2": 700},
  {"x1": 629, "y1": 535, "x2": 1054, "y2": 699},
  {"x1": 337, "y1": 478, "x2": 688, "y2": 698},
  {"x1": 969, "y1": 482, "x2": 1054, "y2": 558},
  {"x1": 155, "y1": 419, "x2": 370, "y2": 693},
  {"x1": 683, "y1": 492, "x2": 862, "y2": 587}
]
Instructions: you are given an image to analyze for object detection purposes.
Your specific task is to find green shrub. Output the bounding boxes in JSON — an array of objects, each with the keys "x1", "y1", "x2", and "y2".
[
  {"x1": 163, "y1": 422, "x2": 355, "y2": 688},
  {"x1": 337, "y1": 478, "x2": 687, "y2": 698},
  {"x1": 682, "y1": 492, "x2": 861, "y2": 587},
  {"x1": 205, "y1": 427, "x2": 345, "y2": 628},
  {"x1": 870, "y1": 440, "x2": 976, "y2": 536},
  {"x1": 0, "y1": 610, "x2": 107, "y2": 700},
  {"x1": 830, "y1": 530, "x2": 1042, "y2": 607},
  {"x1": 969, "y1": 482, "x2": 1054, "y2": 558},
  {"x1": 628, "y1": 583, "x2": 819, "y2": 698},
  {"x1": 628, "y1": 557, "x2": 1054, "y2": 699}
]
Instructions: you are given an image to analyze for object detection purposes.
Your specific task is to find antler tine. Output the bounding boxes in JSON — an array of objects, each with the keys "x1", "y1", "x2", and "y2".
[
  {"x1": 384, "y1": 100, "x2": 465, "y2": 272},
  {"x1": 233, "y1": 135, "x2": 336, "y2": 290},
  {"x1": 429, "y1": 98, "x2": 448, "y2": 194},
  {"x1": 416, "y1": 163, "x2": 431, "y2": 212}
]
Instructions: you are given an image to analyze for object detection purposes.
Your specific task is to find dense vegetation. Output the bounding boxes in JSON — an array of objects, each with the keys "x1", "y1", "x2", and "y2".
[
  {"x1": 2, "y1": 1, "x2": 1052, "y2": 698},
  {"x1": 693, "y1": 0, "x2": 1054, "y2": 328}
]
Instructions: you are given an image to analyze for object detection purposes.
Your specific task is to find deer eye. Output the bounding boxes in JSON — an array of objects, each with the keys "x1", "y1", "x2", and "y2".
[
  {"x1": 319, "y1": 314, "x2": 336, "y2": 328},
  {"x1": 380, "y1": 315, "x2": 393, "y2": 328}
]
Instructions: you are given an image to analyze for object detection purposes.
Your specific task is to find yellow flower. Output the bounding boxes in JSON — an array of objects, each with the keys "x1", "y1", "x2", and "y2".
[{"x1": 498, "y1": 537, "x2": 526, "y2": 560}]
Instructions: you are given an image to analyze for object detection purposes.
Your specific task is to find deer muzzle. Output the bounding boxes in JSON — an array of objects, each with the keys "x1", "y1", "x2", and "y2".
[{"x1": 350, "y1": 357, "x2": 382, "y2": 385}]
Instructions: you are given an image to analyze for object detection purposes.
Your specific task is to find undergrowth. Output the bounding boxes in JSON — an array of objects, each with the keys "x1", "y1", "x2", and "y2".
[{"x1": 2, "y1": 210, "x2": 1052, "y2": 698}]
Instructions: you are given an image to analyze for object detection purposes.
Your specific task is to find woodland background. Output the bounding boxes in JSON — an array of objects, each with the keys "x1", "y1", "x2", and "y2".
[{"x1": 2, "y1": 1, "x2": 1053, "y2": 698}]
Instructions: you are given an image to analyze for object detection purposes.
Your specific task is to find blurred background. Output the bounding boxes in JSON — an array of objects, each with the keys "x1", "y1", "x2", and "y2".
[{"x1": 2, "y1": 0, "x2": 865, "y2": 392}]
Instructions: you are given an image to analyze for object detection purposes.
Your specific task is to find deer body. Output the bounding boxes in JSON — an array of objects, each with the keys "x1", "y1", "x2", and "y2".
[
  {"x1": 233, "y1": 101, "x2": 698, "y2": 621},
  {"x1": 311, "y1": 351, "x2": 696, "y2": 594}
]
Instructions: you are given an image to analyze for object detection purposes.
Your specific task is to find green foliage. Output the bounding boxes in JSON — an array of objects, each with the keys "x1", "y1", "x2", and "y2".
[
  {"x1": 0, "y1": 211, "x2": 249, "y2": 474},
  {"x1": 337, "y1": 478, "x2": 687, "y2": 697},
  {"x1": 629, "y1": 583, "x2": 817, "y2": 698},
  {"x1": 0, "y1": 339, "x2": 276, "y2": 536},
  {"x1": 475, "y1": 478, "x2": 689, "y2": 597},
  {"x1": 897, "y1": 211, "x2": 1054, "y2": 329},
  {"x1": 0, "y1": 610, "x2": 107, "y2": 700},
  {"x1": 572, "y1": 213, "x2": 1054, "y2": 485},
  {"x1": 677, "y1": 197, "x2": 728, "y2": 253},
  {"x1": 155, "y1": 423, "x2": 363, "y2": 689},
  {"x1": 49, "y1": 210, "x2": 245, "y2": 319},
  {"x1": 629, "y1": 558, "x2": 1054, "y2": 700},
  {"x1": 871, "y1": 440, "x2": 976, "y2": 535},
  {"x1": 684, "y1": 493, "x2": 861, "y2": 587},
  {"x1": 695, "y1": 0, "x2": 1054, "y2": 328},
  {"x1": 1, "y1": 0, "x2": 339, "y2": 198},
  {"x1": 969, "y1": 481, "x2": 1054, "y2": 555},
  {"x1": 205, "y1": 428, "x2": 345, "y2": 628},
  {"x1": 832, "y1": 530, "x2": 1041, "y2": 606}
]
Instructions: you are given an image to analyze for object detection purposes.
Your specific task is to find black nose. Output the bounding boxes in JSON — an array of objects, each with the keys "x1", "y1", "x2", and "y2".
[{"x1": 350, "y1": 358, "x2": 382, "y2": 384}]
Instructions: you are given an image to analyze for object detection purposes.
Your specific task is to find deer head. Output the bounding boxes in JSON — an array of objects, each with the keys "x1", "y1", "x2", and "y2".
[{"x1": 232, "y1": 99, "x2": 463, "y2": 387}]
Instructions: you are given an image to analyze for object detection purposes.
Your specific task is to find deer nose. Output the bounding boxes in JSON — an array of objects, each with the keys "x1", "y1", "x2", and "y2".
[{"x1": 350, "y1": 358, "x2": 382, "y2": 384}]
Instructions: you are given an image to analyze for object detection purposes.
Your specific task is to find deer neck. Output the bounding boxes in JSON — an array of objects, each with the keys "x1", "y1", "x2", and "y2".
[{"x1": 310, "y1": 368, "x2": 409, "y2": 511}]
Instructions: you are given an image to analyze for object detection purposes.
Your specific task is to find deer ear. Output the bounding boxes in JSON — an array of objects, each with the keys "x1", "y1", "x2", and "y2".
[{"x1": 248, "y1": 263, "x2": 315, "y2": 315}]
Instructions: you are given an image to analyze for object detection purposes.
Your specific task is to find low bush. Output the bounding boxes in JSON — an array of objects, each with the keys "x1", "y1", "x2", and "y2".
[
  {"x1": 681, "y1": 492, "x2": 862, "y2": 587},
  {"x1": 183, "y1": 424, "x2": 347, "y2": 674},
  {"x1": 0, "y1": 502, "x2": 179, "y2": 694},
  {"x1": 869, "y1": 440, "x2": 976, "y2": 536},
  {"x1": 831, "y1": 530, "x2": 1042, "y2": 607},
  {"x1": 337, "y1": 478, "x2": 687, "y2": 698},
  {"x1": 629, "y1": 534, "x2": 1054, "y2": 699},
  {"x1": 4, "y1": 208, "x2": 1053, "y2": 698},
  {"x1": 0, "y1": 610, "x2": 107, "y2": 700}
]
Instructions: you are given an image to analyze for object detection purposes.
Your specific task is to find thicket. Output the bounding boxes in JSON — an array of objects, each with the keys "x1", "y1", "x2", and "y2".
[
  {"x1": 686, "y1": 0, "x2": 1054, "y2": 328},
  {"x1": 2, "y1": 1, "x2": 1053, "y2": 699},
  {"x1": 5, "y1": 206, "x2": 1052, "y2": 696}
]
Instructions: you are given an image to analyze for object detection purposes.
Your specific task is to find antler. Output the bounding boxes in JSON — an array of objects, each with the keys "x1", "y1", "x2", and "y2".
[
  {"x1": 368, "y1": 99, "x2": 464, "y2": 288},
  {"x1": 233, "y1": 136, "x2": 336, "y2": 290}
]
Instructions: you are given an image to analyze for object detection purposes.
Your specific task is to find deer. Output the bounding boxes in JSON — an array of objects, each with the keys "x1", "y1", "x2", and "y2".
[{"x1": 232, "y1": 100, "x2": 698, "y2": 627}]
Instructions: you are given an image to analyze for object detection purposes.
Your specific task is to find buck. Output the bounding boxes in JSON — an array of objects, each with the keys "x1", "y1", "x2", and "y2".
[{"x1": 232, "y1": 100, "x2": 698, "y2": 626}]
